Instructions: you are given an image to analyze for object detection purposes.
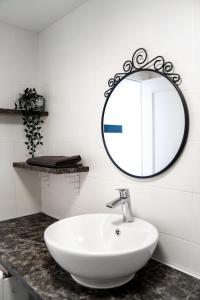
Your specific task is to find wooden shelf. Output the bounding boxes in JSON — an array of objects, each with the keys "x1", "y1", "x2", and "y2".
[
  {"x1": 0, "y1": 108, "x2": 48, "y2": 116},
  {"x1": 13, "y1": 162, "x2": 89, "y2": 174}
]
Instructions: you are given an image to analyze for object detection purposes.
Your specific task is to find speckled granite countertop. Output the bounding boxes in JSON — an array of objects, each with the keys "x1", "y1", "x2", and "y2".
[{"x1": 0, "y1": 213, "x2": 199, "y2": 300}]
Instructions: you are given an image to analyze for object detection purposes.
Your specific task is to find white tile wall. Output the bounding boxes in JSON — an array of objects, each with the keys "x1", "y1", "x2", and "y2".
[
  {"x1": 38, "y1": 0, "x2": 200, "y2": 278},
  {"x1": 0, "y1": 21, "x2": 41, "y2": 220},
  {"x1": 154, "y1": 233, "x2": 200, "y2": 279}
]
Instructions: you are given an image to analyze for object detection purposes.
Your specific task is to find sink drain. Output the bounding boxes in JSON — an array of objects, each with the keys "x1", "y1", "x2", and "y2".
[{"x1": 115, "y1": 228, "x2": 121, "y2": 236}]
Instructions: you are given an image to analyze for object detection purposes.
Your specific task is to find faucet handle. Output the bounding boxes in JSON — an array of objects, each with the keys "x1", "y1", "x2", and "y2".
[{"x1": 116, "y1": 188, "x2": 129, "y2": 198}]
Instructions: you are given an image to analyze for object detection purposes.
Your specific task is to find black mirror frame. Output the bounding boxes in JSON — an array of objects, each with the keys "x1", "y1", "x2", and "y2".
[{"x1": 101, "y1": 48, "x2": 189, "y2": 179}]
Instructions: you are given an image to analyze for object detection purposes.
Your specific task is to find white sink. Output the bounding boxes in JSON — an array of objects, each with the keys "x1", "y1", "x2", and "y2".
[{"x1": 44, "y1": 214, "x2": 158, "y2": 289}]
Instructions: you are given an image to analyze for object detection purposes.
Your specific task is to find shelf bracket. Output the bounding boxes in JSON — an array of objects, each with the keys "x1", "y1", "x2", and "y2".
[
  {"x1": 39, "y1": 172, "x2": 50, "y2": 186},
  {"x1": 66, "y1": 173, "x2": 80, "y2": 194}
]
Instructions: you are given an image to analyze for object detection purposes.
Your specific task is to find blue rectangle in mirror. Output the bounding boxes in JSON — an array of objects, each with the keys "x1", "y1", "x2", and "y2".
[{"x1": 104, "y1": 124, "x2": 122, "y2": 133}]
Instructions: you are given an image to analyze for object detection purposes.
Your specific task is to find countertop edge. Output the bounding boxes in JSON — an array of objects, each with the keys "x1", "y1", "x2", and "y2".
[{"x1": 0, "y1": 257, "x2": 43, "y2": 300}]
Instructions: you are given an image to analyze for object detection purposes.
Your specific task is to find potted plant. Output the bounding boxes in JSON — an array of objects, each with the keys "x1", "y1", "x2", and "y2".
[{"x1": 15, "y1": 88, "x2": 45, "y2": 157}]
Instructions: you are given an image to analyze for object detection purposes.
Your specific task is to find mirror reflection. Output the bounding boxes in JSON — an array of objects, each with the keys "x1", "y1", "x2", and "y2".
[{"x1": 103, "y1": 70, "x2": 186, "y2": 177}]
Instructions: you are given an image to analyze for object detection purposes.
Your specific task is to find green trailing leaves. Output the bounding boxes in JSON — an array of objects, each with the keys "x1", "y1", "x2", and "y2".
[{"x1": 15, "y1": 88, "x2": 45, "y2": 158}]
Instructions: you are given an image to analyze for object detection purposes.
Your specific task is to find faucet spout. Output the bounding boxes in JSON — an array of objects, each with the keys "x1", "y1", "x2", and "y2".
[
  {"x1": 106, "y1": 197, "x2": 122, "y2": 208},
  {"x1": 106, "y1": 189, "x2": 134, "y2": 223}
]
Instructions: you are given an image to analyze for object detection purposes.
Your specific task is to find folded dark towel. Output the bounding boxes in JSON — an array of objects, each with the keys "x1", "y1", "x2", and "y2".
[{"x1": 26, "y1": 155, "x2": 82, "y2": 168}]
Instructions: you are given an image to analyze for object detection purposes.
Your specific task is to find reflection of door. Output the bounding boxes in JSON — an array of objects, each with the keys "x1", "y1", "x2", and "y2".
[
  {"x1": 142, "y1": 77, "x2": 184, "y2": 175},
  {"x1": 153, "y1": 89, "x2": 184, "y2": 173}
]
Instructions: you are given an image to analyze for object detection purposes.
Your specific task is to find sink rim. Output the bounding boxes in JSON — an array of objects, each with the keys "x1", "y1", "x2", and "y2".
[{"x1": 44, "y1": 213, "x2": 159, "y2": 257}]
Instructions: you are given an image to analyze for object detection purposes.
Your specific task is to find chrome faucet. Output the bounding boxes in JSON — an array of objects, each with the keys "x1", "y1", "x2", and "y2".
[{"x1": 106, "y1": 189, "x2": 134, "y2": 223}]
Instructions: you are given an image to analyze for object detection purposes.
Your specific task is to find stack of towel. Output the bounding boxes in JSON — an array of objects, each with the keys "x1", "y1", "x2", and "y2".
[{"x1": 26, "y1": 155, "x2": 82, "y2": 168}]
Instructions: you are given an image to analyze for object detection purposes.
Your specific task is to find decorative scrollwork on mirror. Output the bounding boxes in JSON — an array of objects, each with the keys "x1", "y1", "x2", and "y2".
[
  {"x1": 102, "y1": 48, "x2": 189, "y2": 179},
  {"x1": 104, "y1": 48, "x2": 181, "y2": 98}
]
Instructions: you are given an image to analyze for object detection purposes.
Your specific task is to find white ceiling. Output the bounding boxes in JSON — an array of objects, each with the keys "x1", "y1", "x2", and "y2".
[{"x1": 0, "y1": 0, "x2": 88, "y2": 32}]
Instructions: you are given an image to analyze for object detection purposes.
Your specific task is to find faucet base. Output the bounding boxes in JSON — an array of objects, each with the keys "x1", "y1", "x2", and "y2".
[{"x1": 71, "y1": 273, "x2": 135, "y2": 289}]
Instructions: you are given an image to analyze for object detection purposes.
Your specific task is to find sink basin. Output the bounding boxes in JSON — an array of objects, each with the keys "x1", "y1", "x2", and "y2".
[{"x1": 44, "y1": 213, "x2": 158, "y2": 289}]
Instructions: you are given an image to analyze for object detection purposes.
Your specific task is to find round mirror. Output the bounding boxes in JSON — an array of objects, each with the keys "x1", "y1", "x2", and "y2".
[{"x1": 102, "y1": 70, "x2": 189, "y2": 178}]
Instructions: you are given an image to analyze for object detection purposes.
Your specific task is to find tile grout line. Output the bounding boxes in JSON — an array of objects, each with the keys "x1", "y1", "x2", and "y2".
[
  {"x1": 159, "y1": 231, "x2": 200, "y2": 248},
  {"x1": 86, "y1": 174, "x2": 200, "y2": 195}
]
